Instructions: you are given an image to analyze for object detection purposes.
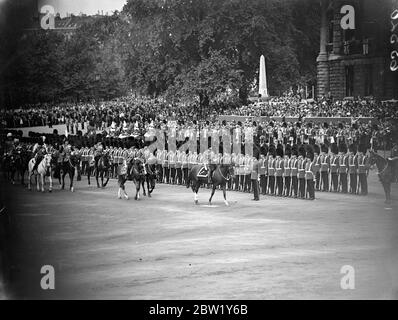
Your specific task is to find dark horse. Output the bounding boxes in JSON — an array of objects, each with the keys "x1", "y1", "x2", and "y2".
[
  {"x1": 142, "y1": 162, "x2": 157, "y2": 198},
  {"x1": 61, "y1": 154, "x2": 80, "y2": 192},
  {"x1": 95, "y1": 153, "x2": 112, "y2": 188},
  {"x1": 8, "y1": 148, "x2": 30, "y2": 185},
  {"x1": 187, "y1": 164, "x2": 234, "y2": 206},
  {"x1": 369, "y1": 150, "x2": 396, "y2": 203},
  {"x1": 128, "y1": 158, "x2": 146, "y2": 200}
]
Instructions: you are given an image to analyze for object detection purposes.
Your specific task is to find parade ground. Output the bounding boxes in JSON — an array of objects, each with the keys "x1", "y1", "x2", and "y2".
[{"x1": 1, "y1": 171, "x2": 397, "y2": 300}]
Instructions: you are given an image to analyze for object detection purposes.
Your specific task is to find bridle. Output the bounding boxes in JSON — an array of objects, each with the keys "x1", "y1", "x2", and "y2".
[{"x1": 218, "y1": 165, "x2": 231, "y2": 181}]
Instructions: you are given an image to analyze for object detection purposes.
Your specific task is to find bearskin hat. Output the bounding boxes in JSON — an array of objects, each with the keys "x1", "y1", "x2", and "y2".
[
  {"x1": 321, "y1": 144, "x2": 329, "y2": 153},
  {"x1": 313, "y1": 144, "x2": 320, "y2": 155},
  {"x1": 339, "y1": 143, "x2": 347, "y2": 153},
  {"x1": 306, "y1": 144, "x2": 314, "y2": 161},
  {"x1": 268, "y1": 144, "x2": 276, "y2": 157},
  {"x1": 292, "y1": 144, "x2": 299, "y2": 156},
  {"x1": 298, "y1": 144, "x2": 306, "y2": 157},
  {"x1": 276, "y1": 143, "x2": 284, "y2": 157},
  {"x1": 358, "y1": 143, "x2": 367, "y2": 154},
  {"x1": 348, "y1": 144, "x2": 357, "y2": 153},
  {"x1": 331, "y1": 143, "x2": 338, "y2": 155},
  {"x1": 285, "y1": 144, "x2": 292, "y2": 157}
]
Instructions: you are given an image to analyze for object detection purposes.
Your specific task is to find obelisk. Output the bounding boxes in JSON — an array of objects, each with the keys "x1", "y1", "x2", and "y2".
[{"x1": 258, "y1": 55, "x2": 269, "y2": 98}]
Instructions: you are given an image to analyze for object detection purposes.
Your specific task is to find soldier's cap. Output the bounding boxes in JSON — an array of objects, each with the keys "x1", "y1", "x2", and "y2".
[
  {"x1": 358, "y1": 144, "x2": 367, "y2": 154},
  {"x1": 313, "y1": 144, "x2": 320, "y2": 154},
  {"x1": 298, "y1": 145, "x2": 306, "y2": 157}
]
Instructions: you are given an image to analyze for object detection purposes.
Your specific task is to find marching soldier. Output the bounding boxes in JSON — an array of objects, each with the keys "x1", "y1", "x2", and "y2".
[
  {"x1": 283, "y1": 144, "x2": 292, "y2": 197},
  {"x1": 338, "y1": 143, "x2": 349, "y2": 193},
  {"x1": 329, "y1": 143, "x2": 339, "y2": 192},
  {"x1": 290, "y1": 145, "x2": 299, "y2": 198},
  {"x1": 305, "y1": 145, "x2": 316, "y2": 200},
  {"x1": 275, "y1": 144, "x2": 284, "y2": 197},
  {"x1": 319, "y1": 144, "x2": 330, "y2": 192},
  {"x1": 348, "y1": 144, "x2": 358, "y2": 194},
  {"x1": 357, "y1": 144, "x2": 369, "y2": 195},
  {"x1": 297, "y1": 145, "x2": 306, "y2": 199}
]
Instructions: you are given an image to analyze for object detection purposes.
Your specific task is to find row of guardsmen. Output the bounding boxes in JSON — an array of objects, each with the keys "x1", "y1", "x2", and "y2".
[{"x1": 78, "y1": 141, "x2": 370, "y2": 200}]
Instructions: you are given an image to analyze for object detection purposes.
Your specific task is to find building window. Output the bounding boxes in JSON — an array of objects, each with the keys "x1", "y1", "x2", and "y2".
[
  {"x1": 345, "y1": 65, "x2": 354, "y2": 97},
  {"x1": 364, "y1": 64, "x2": 373, "y2": 96}
]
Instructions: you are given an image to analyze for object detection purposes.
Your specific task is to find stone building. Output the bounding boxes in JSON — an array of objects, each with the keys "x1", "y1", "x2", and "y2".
[{"x1": 317, "y1": 0, "x2": 398, "y2": 100}]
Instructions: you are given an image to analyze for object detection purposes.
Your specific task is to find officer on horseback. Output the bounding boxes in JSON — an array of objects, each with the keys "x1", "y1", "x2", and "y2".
[{"x1": 32, "y1": 138, "x2": 46, "y2": 174}]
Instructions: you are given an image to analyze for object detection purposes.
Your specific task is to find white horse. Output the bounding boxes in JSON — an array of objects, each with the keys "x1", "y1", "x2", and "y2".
[{"x1": 28, "y1": 154, "x2": 53, "y2": 192}]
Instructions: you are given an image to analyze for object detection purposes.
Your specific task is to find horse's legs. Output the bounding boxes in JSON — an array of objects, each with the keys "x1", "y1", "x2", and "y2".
[
  {"x1": 194, "y1": 183, "x2": 200, "y2": 205},
  {"x1": 61, "y1": 169, "x2": 67, "y2": 190},
  {"x1": 147, "y1": 178, "x2": 152, "y2": 197},
  {"x1": 40, "y1": 174, "x2": 45, "y2": 192},
  {"x1": 209, "y1": 184, "x2": 216, "y2": 205},
  {"x1": 142, "y1": 179, "x2": 147, "y2": 196},
  {"x1": 87, "y1": 167, "x2": 91, "y2": 185},
  {"x1": 222, "y1": 184, "x2": 229, "y2": 206},
  {"x1": 103, "y1": 171, "x2": 109, "y2": 187},
  {"x1": 28, "y1": 172, "x2": 32, "y2": 190},
  {"x1": 96, "y1": 170, "x2": 100, "y2": 188},
  {"x1": 49, "y1": 173, "x2": 53, "y2": 192},
  {"x1": 70, "y1": 171, "x2": 74, "y2": 192},
  {"x1": 135, "y1": 181, "x2": 140, "y2": 200}
]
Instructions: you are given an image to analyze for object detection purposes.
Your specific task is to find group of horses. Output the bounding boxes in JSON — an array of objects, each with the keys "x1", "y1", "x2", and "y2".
[{"x1": 1, "y1": 147, "x2": 396, "y2": 204}]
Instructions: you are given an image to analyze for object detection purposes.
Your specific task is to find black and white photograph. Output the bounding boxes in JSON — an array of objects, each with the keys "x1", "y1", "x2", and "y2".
[{"x1": 0, "y1": 0, "x2": 398, "y2": 304}]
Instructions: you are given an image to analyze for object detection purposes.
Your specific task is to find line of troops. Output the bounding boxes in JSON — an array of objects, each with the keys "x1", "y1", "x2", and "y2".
[{"x1": 77, "y1": 141, "x2": 370, "y2": 201}]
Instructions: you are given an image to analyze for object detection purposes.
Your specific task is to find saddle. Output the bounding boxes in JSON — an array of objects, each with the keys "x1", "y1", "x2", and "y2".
[{"x1": 197, "y1": 166, "x2": 209, "y2": 178}]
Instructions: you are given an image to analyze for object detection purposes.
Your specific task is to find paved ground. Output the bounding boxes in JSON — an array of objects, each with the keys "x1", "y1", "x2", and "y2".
[{"x1": 1, "y1": 171, "x2": 398, "y2": 300}]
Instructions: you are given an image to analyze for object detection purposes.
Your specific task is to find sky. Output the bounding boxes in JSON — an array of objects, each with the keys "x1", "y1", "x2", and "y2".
[{"x1": 38, "y1": 0, "x2": 127, "y2": 17}]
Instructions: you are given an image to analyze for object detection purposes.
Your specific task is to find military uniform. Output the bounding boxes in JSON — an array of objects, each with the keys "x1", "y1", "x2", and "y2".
[
  {"x1": 338, "y1": 144, "x2": 349, "y2": 193},
  {"x1": 267, "y1": 146, "x2": 276, "y2": 195},
  {"x1": 275, "y1": 145, "x2": 284, "y2": 197},
  {"x1": 357, "y1": 144, "x2": 369, "y2": 195},
  {"x1": 290, "y1": 146, "x2": 299, "y2": 198},
  {"x1": 251, "y1": 157, "x2": 260, "y2": 201},
  {"x1": 348, "y1": 145, "x2": 358, "y2": 194},
  {"x1": 305, "y1": 146, "x2": 316, "y2": 200},
  {"x1": 329, "y1": 143, "x2": 339, "y2": 192},
  {"x1": 319, "y1": 144, "x2": 330, "y2": 192},
  {"x1": 297, "y1": 145, "x2": 306, "y2": 199},
  {"x1": 259, "y1": 154, "x2": 267, "y2": 195},
  {"x1": 283, "y1": 145, "x2": 292, "y2": 197}
]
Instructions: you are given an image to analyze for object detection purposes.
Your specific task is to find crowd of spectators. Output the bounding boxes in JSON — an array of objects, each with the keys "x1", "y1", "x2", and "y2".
[{"x1": 1, "y1": 95, "x2": 397, "y2": 149}]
